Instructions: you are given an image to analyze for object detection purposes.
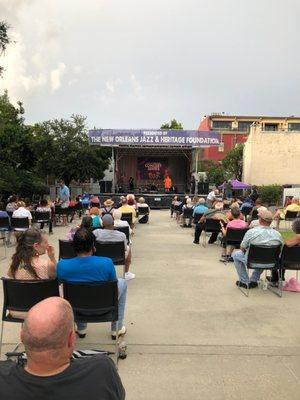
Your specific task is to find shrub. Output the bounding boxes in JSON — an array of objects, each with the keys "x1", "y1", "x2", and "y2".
[{"x1": 258, "y1": 185, "x2": 283, "y2": 205}]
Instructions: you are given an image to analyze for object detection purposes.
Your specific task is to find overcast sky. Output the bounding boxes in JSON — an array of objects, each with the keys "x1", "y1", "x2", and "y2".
[{"x1": 1, "y1": 0, "x2": 300, "y2": 129}]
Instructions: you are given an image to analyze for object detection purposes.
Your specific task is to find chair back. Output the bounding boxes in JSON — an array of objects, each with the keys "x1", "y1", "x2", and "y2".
[
  {"x1": 247, "y1": 244, "x2": 282, "y2": 269},
  {"x1": 138, "y1": 206, "x2": 149, "y2": 215},
  {"x1": 183, "y1": 207, "x2": 194, "y2": 218},
  {"x1": 1, "y1": 278, "x2": 60, "y2": 322},
  {"x1": 280, "y1": 245, "x2": 300, "y2": 270},
  {"x1": 11, "y1": 217, "x2": 29, "y2": 230},
  {"x1": 285, "y1": 211, "x2": 299, "y2": 220},
  {"x1": 173, "y1": 204, "x2": 182, "y2": 213},
  {"x1": 121, "y1": 212, "x2": 133, "y2": 225},
  {"x1": 6, "y1": 211, "x2": 13, "y2": 218},
  {"x1": 193, "y1": 213, "x2": 203, "y2": 224},
  {"x1": 33, "y1": 211, "x2": 50, "y2": 223},
  {"x1": 62, "y1": 280, "x2": 118, "y2": 323},
  {"x1": 95, "y1": 241, "x2": 125, "y2": 265},
  {"x1": 114, "y1": 226, "x2": 130, "y2": 243},
  {"x1": 226, "y1": 228, "x2": 248, "y2": 245},
  {"x1": 0, "y1": 217, "x2": 10, "y2": 230},
  {"x1": 59, "y1": 240, "x2": 77, "y2": 259},
  {"x1": 205, "y1": 218, "x2": 221, "y2": 232},
  {"x1": 250, "y1": 209, "x2": 259, "y2": 221}
]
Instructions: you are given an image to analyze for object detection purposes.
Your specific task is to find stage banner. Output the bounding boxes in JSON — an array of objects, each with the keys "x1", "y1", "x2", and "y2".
[
  {"x1": 137, "y1": 158, "x2": 168, "y2": 180},
  {"x1": 89, "y1": 129, "x2": 220, "y2": 147}
]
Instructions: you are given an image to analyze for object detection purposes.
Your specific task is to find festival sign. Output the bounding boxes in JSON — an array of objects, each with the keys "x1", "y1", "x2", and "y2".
[{"x1": 89, "y1": 129, "x2": 220, "y2": 147}]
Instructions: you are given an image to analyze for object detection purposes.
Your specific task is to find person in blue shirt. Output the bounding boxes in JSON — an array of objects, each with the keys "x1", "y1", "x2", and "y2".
[
  {"x1": 193, "y1": 197, "x2": 208, "y2": 218},
  {"x1": 57, "y1": 228, "x2": 127, "y2": 340},
  {"x1": 59, "y1": 180, "x2": 70, "y2": 226}
]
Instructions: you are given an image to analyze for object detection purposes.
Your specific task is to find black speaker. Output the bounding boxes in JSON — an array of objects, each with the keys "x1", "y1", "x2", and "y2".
[{"x1": 99, "y1": 181, "x2": 112, "y2": 193}]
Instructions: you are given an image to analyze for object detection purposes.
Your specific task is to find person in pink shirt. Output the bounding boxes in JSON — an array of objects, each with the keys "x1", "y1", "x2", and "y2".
[{"x1": 220, "y1": 207, "x2": 247, "y2": 261}]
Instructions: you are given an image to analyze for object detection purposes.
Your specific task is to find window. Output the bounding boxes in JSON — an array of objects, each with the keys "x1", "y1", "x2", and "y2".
[
  {"x1": 212, "y1": 120, "x2": 232, "y2": 130},
  {"x1": 264, "y1": 123, "x2": 278, "y2": 131},
  {"x1": 218, "y1": 142, "x2": 224, "y2": 152},
  {"x1": 238, "y1": 121, "x2": 254, "y2": 132},
  {"x1": 288, "y1": 123, "x2": 300, "y2": 131}
]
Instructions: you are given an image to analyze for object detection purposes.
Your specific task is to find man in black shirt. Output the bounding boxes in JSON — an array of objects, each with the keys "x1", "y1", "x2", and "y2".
[{"x1": 0, "y1": 297, "x2": 125, "y2": 400}]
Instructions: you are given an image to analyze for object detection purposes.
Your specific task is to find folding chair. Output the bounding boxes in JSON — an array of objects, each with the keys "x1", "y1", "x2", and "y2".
[
  {"x1": 0, "y1": 217, "x2": 10, "y2": 259},
  {"x1": 284, "y1": 211, "x2": 298, "y2": 231},
  {"x1": 238, "y1": 244, "x2": 282, "y2": 297},
  {"x1": 0, "y1": 278, "x2": 60, "y2": 358},
  {"x1": 59, "y1": 239, "x2": 77, "y2": 259},
  {"x1": 33, "y1": 211, "x2": 52, "y2": 234},
  {"x1": 138, "y1": 206, "x2": 149, "y2": 215},
  {"x1": 241, "y1": 206, "x2": 253, "y2": 218},
  {"x1": 11, "y1": 217, "x2": 29, "y2": 232},
  {"x1": 114, "y1": 226, "x2": 130, "y2": 244},
  {"x1": 277, "y1": 245, "x2": 300, "y2": 297},
  {"x1": 202, "y1": 219, "x2": 221, "y2": 247},
  {"x1": 121, "y1": 212, "x2": 133, "y2": 226},
  {"x1": 62, "y1": 280, "x2": 120, "y2": 364},
  {"x1": 94, "y1": 241, "x2": 126, "y2": 277},
  {"x1": 222, "y1": 228, "x2": 248, "y2": 264}
]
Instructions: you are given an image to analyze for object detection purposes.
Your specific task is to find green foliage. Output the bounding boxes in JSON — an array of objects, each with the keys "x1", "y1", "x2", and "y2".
[
  {"x1": 0, "y1": 21, "x2": 11, "y2": 76},
  {"x1": 258, "y1": 185, "x2": 283, "y2": 205},
  {"x1": 206, "y1": 165, "x2": 225, "y2": 186},
  {"x1": 199, "y1": 159, "x2": 215, "y2": 172},
  {"x1": 222, "y1": 144, "x2": 244, "y2": 180},
  {"x1": 160, "y1": 119, "x2": 183, "y2": 130}
]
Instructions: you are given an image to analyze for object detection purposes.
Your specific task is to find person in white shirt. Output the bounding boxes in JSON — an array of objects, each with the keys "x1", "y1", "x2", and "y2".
[
  {"x1": 136, "y1": 197, "x2": 150, "y2": 223},
  {"x1": 206, "y1": 189, "x2": 219, "y2": 208},
  {"x1": 113, "y1": 209, "x2": 132, "y2": 235},
  {"x1": 12, "y1": 201, "x2": 32, "y2": 231}
]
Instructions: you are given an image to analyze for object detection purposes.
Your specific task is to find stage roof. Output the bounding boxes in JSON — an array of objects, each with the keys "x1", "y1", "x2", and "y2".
[
  {"x1": 89, "y1": 129, "x2": 220, "y2": 148},
  {"x1": 115, "y1": 146, "x2": 194, "y2": 157}
]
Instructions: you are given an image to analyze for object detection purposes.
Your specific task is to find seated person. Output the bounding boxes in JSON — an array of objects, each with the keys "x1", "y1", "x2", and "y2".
[
  {"x1": 126, "y1": 194, "x2": 137, "y2": 209},
  {"x1": 36, "y1": 198, "x2": 53, "y2": 233},
  {"x1": 5, "y1": 195, "x2": 18, "y2": 213},
  {"x1": 220, "y1": 207, "x2": 247, "y2": 262},
  {"x1": 206, "y1": 189, "x2": 219, "y2": 208},
  {"x1": 226, "y1": 203, "x2": 245, "y2": 221},
  {"x1": 93, "y1": 214, "x2": 135, "y2": 280},
  {"x1": 0, "y1": 201, "x2": 12, "y2": 245},
  {"x1": 273, "y1": 198, "x2": 300, "y2": 230},
  {"x1": 181, "y1": 198, "x2": 194, "y2": 227},
  {"x1": 248, "y1": 206, "x2": 269, "y2": 228},
  {"x1": 113, "y1": 209, "x2": 132, "y2": 240},
  {"x1": 270, "y1": 218, "x2": 300, "y2": 284},
  {"x1": 12, "y1": 201, "x2": 33, "y2": 231},
  {"x1": 7, "y1": 228, "x2": 56, "y2": 318},
  {"x1": 118, "y1": 198, "x2": 137, "y2": 225},
  {"x1": 192, "y1": 198, "x2": 208, "y2": 222},
  {"x1": 193, "y1": 201, "x2": 227, "y2": 245},
  {"x1": 172, "y1": 196, "x2": 183, "y2": 222},
  {"x1": 101, "y1": 199, "x2": 115, "y2": 216},
  {"x1": 0, "y1": 297, "x2": 125, "y2": 399},
  {"x1": 89, "y1": 207, "x2": 102, "y2": 229},
  {"x1": 240, "y1": 197, "x2": 254, "y2": 214},
  {"x1": 232, "y1": 210, "x2": 283, "y2": 289},
  {"x1": 136, "y1": 197, "x2": 150, "y2": 224},
  {"x1": 90, "y1": 195, "x2": 100, "y2": 208},
  {"x1": 248, "y1": 198, "x2": 265, "y2": 222},
  {"x1": 66, "y1": 216, "x2": 93, "y2": 241},
  {"x1": 57, "y1": 229, "x2": 128, "y2": 339}
]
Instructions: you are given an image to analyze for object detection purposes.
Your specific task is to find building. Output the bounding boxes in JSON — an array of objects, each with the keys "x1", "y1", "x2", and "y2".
[
  {"x1": 198, "y1": 114, "x2": 300, "y2": 163},
  {"x1": 243, "y1": 120, "x2": 300, "y2": 186}
]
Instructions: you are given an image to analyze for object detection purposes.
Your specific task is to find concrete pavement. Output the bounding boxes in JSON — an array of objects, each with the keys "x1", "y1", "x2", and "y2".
[{"x1": 0, "y1": 210, "x2": 299, "y2": 399}]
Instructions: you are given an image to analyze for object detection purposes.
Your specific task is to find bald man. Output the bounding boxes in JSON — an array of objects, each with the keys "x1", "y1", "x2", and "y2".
[{"x1": 0, "y1": 297, "x2": 125, "y2": 400}]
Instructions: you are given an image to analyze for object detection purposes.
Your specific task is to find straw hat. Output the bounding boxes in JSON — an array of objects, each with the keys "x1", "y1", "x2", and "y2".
[{"x1": 103, "y1": 199, "x2": 114, "y2": 207}]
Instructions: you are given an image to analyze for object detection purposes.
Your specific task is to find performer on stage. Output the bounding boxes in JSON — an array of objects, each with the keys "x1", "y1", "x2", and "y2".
[
  {"x1": 164, "y1": 174, "x2": 172, "y2": 193},
  {"x1": 191, "y1": 170, "x2": 199, "y2": 195}
]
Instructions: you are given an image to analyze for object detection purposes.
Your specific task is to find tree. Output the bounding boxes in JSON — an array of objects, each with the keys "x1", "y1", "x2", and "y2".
[
  {"x1": 222, "y1": 144, "x2": 244, "y2": 180},
  {"x1": 206, "y1": 165, "x2": 225, "y2": 186},
  {"x1": 0, "y1": 21, "x2": 11, "y2": 76},
  {"x1": 32, "y1": 115, "x2": 111, "y2": 185},
  {"x1": 160, "y1": 119, "x2": 183, "y2": 130}
]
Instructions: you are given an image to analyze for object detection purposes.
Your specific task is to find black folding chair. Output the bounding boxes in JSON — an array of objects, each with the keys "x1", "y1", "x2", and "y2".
[
  {"x1": 0, "y1": 278, "x2": 60, "y2": 357},
  {"x1": 95, "y1": 241, "x2": 126, "y2": 277},
  {"x1": 202, "y1": 219, "x2": 221, "y2": 247},
  {"x1": 59, "y1": 240, "x2": 77, "y2": 259},
  {"x1": 277, "y1": 245, "x2": 300, "y2": 297},
  {"x1": 11, "y1": 217, "x2": 29, "y2": 231},
  {"x1": 284, "y1": 211, "x2": 299, "y2": 230},
  {"x1": 239, "y1": 244, "x2": 282, "y2": 297},
  {"x1": 121, "y1": 212, "x2": 133, "y2": 226},
  {"x1": 225, "y1": 228, "x2": 248, "y2": 247},
  {"x1": 183, "y1": 207, "x2": 194, "y2": 219},
  {"x1": 138, "y1": 206, "x2": 149, "y2": 215},
  {"x1": 62, "y1": 280, "x2": 120, "y2": 364},
  {"x1": 33, "y1": 211, "x2": 51, "y2": 234},
  {"x1": 241, "y1": 206, "x2": 253, "y2": 218},
  {"x1": 114, "y1": 226, "x2": 130, "y2": 244},
  {"x1": 0, "y1": 217, "x2": 10, "y2": 259}
]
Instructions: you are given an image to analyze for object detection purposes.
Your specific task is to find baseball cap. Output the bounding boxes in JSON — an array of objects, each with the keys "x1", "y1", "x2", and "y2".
[
  {"x1": 102, "y1": 214, "x2": 114, "y2": 227},
  {"x1": 258, "y1": 209, "x2": 273, "y2": 222}
]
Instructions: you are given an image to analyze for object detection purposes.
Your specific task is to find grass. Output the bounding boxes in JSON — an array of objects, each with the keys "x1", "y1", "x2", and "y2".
[{"x1": 279, "y1": 231, "x2": 294, "y2": 241}]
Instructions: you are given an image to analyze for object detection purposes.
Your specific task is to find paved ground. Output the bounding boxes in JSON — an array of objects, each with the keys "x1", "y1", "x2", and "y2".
[{"x1": 0, "y1": 210, "x2": 300, "y2": 399}]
